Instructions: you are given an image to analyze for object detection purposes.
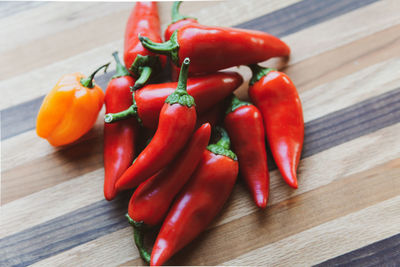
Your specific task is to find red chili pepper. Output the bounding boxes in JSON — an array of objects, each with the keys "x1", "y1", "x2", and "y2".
[
  {"x1": 104, "y1": 71, "x2": 243, "y2": 129},
  {"x1": 139, "y1": 23, "x2": 290, "y2": 75},
  {"x1": 126, "y1": 123, "x2": 211, "y2": 262},
  {"x1": 164, "y1": 1, "x2": 199, "y2": 81},
  {"x1": 150, "y1": 127, "x2": 238, "y2": 266},
  {"x1": 248, "y1": 64, "x2": 304, "y2": 189},
  {"x1": 124, "y1": 2, "x2": 166, "y2": 90},
  {"x1": 115, "y1": 58, "x2": 196, "y2": 191},
  {"x1": 103, "y1": 52, "x2": 138, "y2": 201},
  {"x1": 224, "y1": 95, "x2": 270, "y2": 208}
]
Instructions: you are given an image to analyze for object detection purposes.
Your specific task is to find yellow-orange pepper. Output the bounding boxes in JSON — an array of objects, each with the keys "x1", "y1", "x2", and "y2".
[{"x1": 36, "y1": 63, "x2": 109, "y2": 146}]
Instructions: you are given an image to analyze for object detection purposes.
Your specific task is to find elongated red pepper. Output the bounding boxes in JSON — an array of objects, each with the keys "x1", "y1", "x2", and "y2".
[
  {"x1": 224, "y1": 95, "x2": 269, "y2": 208},
  {"x1": 115, "y1": 58, "x2": 196, "y2": 191},
  {"x1": 103, "y1": 52, "x2": 139, "y2": 201},
  {"x1": 124, "y1": 2, "x2": 166, "y2": 89},
  {"x1": 126, "y1": 123, "x2": 211, "y2": 262},
  {"x1": 104, "y1": 71, "x2": 243, "y2": 129},
  {"x1": 150, "y1": 127, "x2": 238, "y2": 266},
  {"x1": 248, "y1": 64, "x2": 304, "y2": 189},
  {"x1": 139, "y1": 23, "x2": 290, "y2": 75}
]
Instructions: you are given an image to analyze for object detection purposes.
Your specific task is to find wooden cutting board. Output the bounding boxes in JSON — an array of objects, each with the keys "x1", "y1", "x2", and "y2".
[{"x1": 1, "y1": 0, "x2": 399, "y2": 266}]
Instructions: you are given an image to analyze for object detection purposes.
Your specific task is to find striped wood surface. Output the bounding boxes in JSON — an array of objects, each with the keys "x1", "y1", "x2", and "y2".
[{"x1": 1, "y1": 0, "x2": 400, "y2": 266}]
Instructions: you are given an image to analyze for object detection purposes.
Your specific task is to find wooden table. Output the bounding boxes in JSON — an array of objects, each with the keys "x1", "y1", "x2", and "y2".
[{"x1": 1, "y1": 0, "x2": 399, "y2": 266}]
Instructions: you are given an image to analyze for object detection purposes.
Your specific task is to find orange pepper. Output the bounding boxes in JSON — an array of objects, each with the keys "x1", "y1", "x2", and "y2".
[{"x1": 36, "y1": 63, "x2": 109, "y2": 146}]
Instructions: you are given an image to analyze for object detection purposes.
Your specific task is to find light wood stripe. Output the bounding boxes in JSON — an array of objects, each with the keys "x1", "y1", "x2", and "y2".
[{"x1": 222, "y1": 195, "x2": 400, "y2": 266}]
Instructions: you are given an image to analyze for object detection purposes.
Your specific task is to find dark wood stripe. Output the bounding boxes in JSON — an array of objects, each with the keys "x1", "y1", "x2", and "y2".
[
  {"x1": 315, "y1": 233, "x2": 400, "y2": 267},
  {"x1": 236, "y1": 0, "x2": 379, "y2": 37},
  {"x1": 1, "y1": 87, "x2": 399, "y2": 266},
  {"x1": 0, "y1": 0, "x2": 380, "y2": 141}
]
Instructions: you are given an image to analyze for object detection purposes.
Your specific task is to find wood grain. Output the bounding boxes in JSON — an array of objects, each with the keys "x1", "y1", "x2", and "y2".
[{"x1": 1, "y1": 0, "x2": 399, "y2": 266}]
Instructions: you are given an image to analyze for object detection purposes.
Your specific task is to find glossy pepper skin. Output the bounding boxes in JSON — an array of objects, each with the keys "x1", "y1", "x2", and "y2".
[
  {"x1": 124, "y1": 2, "x2": 166, "y2": 90},
  {"x1": 115, "y1": 58, "x2": 196, "y2": 191},
  {"x1": 165, "y1": 1, "x2": 199, "y2": 81},
  {"x1": 103, "y1": 52, "x2": 139, "y2": 201},
  {"x1": 248, "y1": 64, "x2": 304, "y2": 189},
  {"x1": 104, "y1": 71, "x2": 243, "y2": 129},
  {"x1": 36, "y1": 63, "x2": 109, "y2": 146},
  {"x1": 150, "y1": 127, "x2": 238, "y2": 266},
  {"x1": 224, "y1": 95, "x2": 270, "y2": 208},
  {"x1": 140, "y1": 23, "x2": 290, "y2": 75},
  {"x1": 127, "y1": 123, "x2": 211, "y2": 263}
]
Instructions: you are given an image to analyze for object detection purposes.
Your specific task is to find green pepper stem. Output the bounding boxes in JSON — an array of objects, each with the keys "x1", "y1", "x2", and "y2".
[
  {"x1": 176, "y1": 58, "x2": 190, "y2": 91},
  {"x1": 112, "y1": 51, "x2": 130, "y2": 79},
  {"x1": 80, "y1": 62, "x2": 110, "y2": 88},
  {"x1": 215, "y1": 126, "x2": 230, "y2": 149},
  {"x1": 104, "y1": 105, "x2": 137, "y2": 123},
  {"x1": 139, "y1": 31, "x2": 180, "y2": 65},
  {"x1": 132, "y1": 66, "x2": 152, "y2": 90},
  {"x1": 226, "y1": 94, "x2": 251, "y2": 114},
  {"x1": 171, "y1": 1, "x2": 197, "y2": 23},
  {"x1": 134, "y1": 227, "x2": 151, "y2": 263},
  {"x1": 164, "y1": 58, "x2": 194, "y2": 107},
  {"x1": 125, "y1": 214, "x2": 151, "y2": 264},
  {"x1": 248, "y1": 64, "x2": 275, "y2": 86},
  {"x1": 207, "y1": 126, "x2": 237, "y2": 160}
]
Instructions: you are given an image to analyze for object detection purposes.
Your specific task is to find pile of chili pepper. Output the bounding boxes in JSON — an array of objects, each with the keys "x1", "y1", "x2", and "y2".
[{"x1": 36, "y1": 1, "x2": 304, "y2": 265}]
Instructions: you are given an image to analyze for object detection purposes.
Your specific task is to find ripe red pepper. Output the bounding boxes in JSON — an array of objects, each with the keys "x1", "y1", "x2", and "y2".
[
  {"x1": 126, "y1": 123, "x2": 211, "y2": 262},
  {"x1": 139, "y1": 23, "x2": 290, "y2": 75},
  {"x1": 224, "y1": 95, "x2": 270, "y2": 208},
  {"x1": 104, "y1": 71, "x2": 243, "y2": 129},
  {"x1": 115, "y1": 58, "x2": 196, "y2": 191},
  {"x1": 248, "y1": 64, "x2": 304, "y2": 189},
  {"x1": 150, "y1": 127, "x2": 239, "y2": 266},
  {"x1": 124, "y1": 2, "x2": 166, "y2": 90},
  {"x1": 103, "y1": 52, "x2": 139, "y2": 201}
]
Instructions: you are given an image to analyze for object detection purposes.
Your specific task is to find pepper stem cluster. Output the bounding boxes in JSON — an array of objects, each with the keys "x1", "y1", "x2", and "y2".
[
  {"x1": 104, "y1": 92, "x2": 141, "y2": 124},
  {"x1": 130, "y1": 55, "x2": 162, "y2": 90},
  {"x1": 165, "y1": 58, "x2": 195, "y2": 107},
  {"x1": 139, "y1": 31, "x2": 180, "y2": 66}
]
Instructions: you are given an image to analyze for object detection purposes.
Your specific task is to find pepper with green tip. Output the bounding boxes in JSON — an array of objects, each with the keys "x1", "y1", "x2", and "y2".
[
  {"x1": 115, "y1": 58, "x2": 196, "y2": 191},
  {"x1": 224, "y1": 95, "x2": 270, "y2": 208},
  {"x1": 150, "y1": 126, "x2": 239, "y2": 266},
  {"x1": 103, "y1": 52, "x2": 139, "y2": 201},
  {"x1": 124, "y1": 2, "x2": 166, "y2": 90},
  {"x1": 139, "y1": 22, "x2": 290, "y2": 75},
  {"x1": 248, "y1": 64, "x2": 304, "y2": 189}
]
